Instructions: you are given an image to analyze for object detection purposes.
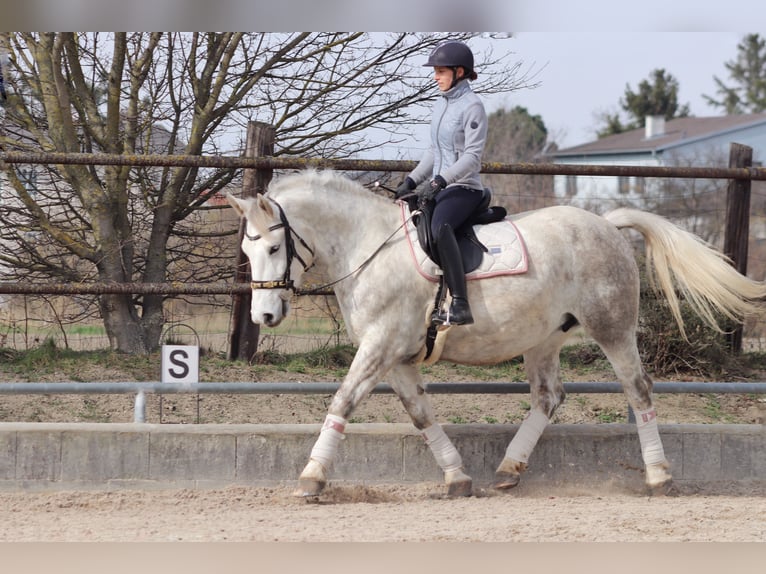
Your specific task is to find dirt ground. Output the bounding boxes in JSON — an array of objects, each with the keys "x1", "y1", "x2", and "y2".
[
  {"x1": 1, "y1": 353, "x2": 765, "y2": 543},
  {"x1": 0, "y1": 481, "x2": 764, "y2": 542}
]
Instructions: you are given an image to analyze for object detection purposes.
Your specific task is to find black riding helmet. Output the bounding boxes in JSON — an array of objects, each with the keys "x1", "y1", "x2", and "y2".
[{"x1": 424, "y1": 41, "x2": 478, "y2": 86}]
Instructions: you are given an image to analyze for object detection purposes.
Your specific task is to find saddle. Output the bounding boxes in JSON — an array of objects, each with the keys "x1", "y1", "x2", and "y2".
[
  {"x1": 409, "y1": 188, "x2": 508, "y2": 272},
  {"x1": 404, "y1": 189, "x2": 508, "y2": 364}
]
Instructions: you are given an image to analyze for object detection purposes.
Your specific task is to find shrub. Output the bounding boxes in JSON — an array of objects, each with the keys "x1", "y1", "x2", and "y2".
[{"x1": 636, "y1": 271, "x2": 735, "y2": 377}]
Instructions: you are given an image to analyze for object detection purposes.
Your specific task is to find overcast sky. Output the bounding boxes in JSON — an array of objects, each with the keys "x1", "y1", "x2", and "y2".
[
  {"x1": 485, "y1": 33, "x2": 746, "y2": 150},
  {"x1": 4, "y1": 2, "x2": 762, "y2": 157}
]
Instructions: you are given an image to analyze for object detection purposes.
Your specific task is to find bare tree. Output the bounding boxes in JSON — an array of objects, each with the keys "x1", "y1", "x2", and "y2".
[{"x1": 0, "y1": 32, "x2": 530, "y2": 353}]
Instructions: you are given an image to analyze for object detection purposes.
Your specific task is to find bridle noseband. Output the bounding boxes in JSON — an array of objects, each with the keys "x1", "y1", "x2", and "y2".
[{"x1": 245, "y1": 200, "x2": 314, "y2": 292}]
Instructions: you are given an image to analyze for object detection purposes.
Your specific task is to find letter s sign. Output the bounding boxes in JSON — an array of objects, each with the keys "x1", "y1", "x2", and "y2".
[{"x1": 161, "y1": 345, "x2": 199, "y2": 384}]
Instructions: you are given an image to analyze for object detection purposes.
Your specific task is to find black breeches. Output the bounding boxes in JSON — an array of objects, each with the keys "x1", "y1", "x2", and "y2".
[{"x1": 429, "y1": 186, "x2": 484, "y2": 240}]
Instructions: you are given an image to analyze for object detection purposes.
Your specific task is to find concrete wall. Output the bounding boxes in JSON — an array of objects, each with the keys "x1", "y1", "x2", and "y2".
[{"x1": 0, "y1": 422, "x2": 763, "y2": 491}]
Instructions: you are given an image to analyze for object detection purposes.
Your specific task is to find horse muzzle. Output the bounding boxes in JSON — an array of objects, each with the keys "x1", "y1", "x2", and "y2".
[{"x1": 251, "y1": 296, "x2": 290, "y2": 327}]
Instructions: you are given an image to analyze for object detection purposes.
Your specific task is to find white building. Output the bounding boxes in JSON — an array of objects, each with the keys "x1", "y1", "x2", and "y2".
[{"x1": 548, "y1": 114, "x2": 766, "y2": 212}]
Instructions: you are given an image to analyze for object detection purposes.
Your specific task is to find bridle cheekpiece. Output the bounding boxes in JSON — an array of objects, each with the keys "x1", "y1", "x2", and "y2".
[{"x1": 246, "y1": 199, "x2": 314, "y2": 292}]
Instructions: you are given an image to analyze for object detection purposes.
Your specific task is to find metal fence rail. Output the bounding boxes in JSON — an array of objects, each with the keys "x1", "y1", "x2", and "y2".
[
  {"x1": 3, "y1": 150, "x2": 766, "y2": 180},
  {"x1": 2, "y1": 380, "x2": 764, "y2": 423}
]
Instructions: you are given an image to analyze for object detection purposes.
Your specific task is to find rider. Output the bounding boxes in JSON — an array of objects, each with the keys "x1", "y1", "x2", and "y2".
[{"x1": 395, "y1": 40, "x2": 488, "y2": 326}]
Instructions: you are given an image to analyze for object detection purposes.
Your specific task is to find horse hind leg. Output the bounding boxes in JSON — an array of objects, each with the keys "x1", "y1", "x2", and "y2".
[
  {"x1": 493, "y1": 341, "x2": 566, "y2": 491},
  {"x1": 598, "y1": 336, "x2": 673, "y2": 492},
  {"x1": 389, "y1": 364, "x2": 473, "y2": 497}
]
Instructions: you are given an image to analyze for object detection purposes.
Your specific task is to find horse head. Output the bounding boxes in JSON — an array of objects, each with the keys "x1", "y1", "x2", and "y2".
[{"x1": 227, "y1": 193, "x2": 314, "y2": 327}]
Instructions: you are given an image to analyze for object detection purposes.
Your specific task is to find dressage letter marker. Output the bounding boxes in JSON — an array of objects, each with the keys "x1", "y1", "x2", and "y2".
[{"x1": 161, "y1": 345, "x2": 199, "y2": 384}]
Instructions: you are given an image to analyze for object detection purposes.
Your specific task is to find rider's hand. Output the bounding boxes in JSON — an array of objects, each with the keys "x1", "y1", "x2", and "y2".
[
  {"x1": 394, "y1": 177, "x2": 416, "y2": 200},
  {"x1": 419, "y1": 175, "x2": 447, "y2": 203},
  {"x1": 430, "y1": 175, "x2": 447, "y2": 194}
]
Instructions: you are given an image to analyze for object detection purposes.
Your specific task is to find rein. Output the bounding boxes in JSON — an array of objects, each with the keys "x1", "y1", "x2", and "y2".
[
  {"x1": 300, "y1": 211, "x2": 415, "y2": 295},
  {"x1": 247, "y1": 196, "x2": 414, "y2": 296}
]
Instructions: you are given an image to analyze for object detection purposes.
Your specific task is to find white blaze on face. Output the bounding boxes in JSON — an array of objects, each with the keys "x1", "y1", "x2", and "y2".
[
  {"x1": 242, "y1": 224, "x2": 292, "y2": 326},
  {"x1": 228, "y1": 193, "x2": 292, "y2": 328}
]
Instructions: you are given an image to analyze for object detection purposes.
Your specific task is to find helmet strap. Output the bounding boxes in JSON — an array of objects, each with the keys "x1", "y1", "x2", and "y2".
[{"x1": 449, "y1": 67, "x2": 463, "y2": 90}]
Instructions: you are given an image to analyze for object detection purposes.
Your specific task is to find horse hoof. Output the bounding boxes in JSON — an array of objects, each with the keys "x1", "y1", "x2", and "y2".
[
  {"x1": 492, "y1": 471, "x2": 521, "y2": 491},
  {"x1": 447, "y1": 479, "x2": 473, "y2": 498},
  {"x1": 292, "y1": 478, "x2": 326, "y2": 498}
]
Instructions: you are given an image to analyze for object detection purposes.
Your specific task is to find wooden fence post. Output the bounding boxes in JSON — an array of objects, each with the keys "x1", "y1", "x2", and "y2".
[
  {"x1": 722, "y1": 142, "x2": 753, "y2": 354},
  {"x1": 228, "y1": 122, "x2": 276, "y2": 361}
]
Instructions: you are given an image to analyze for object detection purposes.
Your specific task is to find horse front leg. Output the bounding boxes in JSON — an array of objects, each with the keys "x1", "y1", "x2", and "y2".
[
  {"x1": 493, "y1": 346, "x2": 565, "y2": 491},
  {"x1": 293, "y1": 344, "x2": 392, "y2": 498},
  {"x1": 389, "y1": 364, "x2": 472, "y2": 497}
]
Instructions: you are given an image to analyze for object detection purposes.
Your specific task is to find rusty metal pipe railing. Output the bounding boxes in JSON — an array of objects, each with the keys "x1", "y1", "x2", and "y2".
[
  {"x1": 3, "y1": 151, "x2": 766, "y2": 180},
  {"x1": 0, "y1": 282, "x2": 334, "y2": 296}
]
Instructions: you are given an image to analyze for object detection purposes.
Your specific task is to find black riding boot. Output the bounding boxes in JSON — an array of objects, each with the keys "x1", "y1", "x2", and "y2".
[{"x1": 434, "y1": 223, "x2": 474, "y2": 325}]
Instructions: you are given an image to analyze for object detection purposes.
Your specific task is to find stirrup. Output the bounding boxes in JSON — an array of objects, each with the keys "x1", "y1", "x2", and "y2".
[{"x1": 433, "y1": 299, "x2": 474, "y2": 326}]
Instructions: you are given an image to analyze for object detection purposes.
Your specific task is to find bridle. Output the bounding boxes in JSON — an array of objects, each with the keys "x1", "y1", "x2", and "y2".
[
  {"x1": 245, "y1": 199, "x2": 314, "y2": 292},
  {"x1": 246, "y1": 194, "x2": 413, "y2": 295}
]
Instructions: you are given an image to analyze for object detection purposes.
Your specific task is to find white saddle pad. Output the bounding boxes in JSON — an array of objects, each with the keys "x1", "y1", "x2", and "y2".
[{"x1": 401, "y1": 204, "x2": 529, "y2": 282}]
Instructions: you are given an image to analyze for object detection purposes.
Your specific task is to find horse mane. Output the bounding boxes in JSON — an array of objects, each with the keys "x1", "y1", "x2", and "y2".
[{"x1": 266, "y1": 169, "x2": 393, "y2": 210}]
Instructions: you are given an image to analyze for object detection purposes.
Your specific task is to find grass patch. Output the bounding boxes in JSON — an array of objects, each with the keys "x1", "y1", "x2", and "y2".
[
  {"x1": 66, "y1": 325, "x2": 106, "y2": 336},
  {"x1": 595, "y1": 408, "x2": 625, "y2": 423},
  {"x1": 701, "y1": 394, "x2": 737, "y2": 423},
  {"x1": 2, "y1": 338, "x2": 77, "y2": 373},
  {"x1": 254, "y1": 344, "x2": 356, "y2": 371},
  {"x1": 0, "y1": 338, "x2": 158, "y2": 380}
]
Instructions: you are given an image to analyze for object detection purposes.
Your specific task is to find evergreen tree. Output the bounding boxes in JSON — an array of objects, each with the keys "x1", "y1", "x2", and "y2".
[
  {"x1": 596, "y1": 68, "x2": 690, "y2": 137},
  {"x1": 596, "y1": 112, "x2": 627, "y2": 139},
  {"x1": 704, "y1": 33, "x2": 766, "y2": 114},
  {"x1": 622, "y1": 68, "x2": 691, "y2": 124}
]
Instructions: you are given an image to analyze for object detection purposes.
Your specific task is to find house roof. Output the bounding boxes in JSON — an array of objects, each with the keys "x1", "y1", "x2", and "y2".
[{"x1": 550, "y1": 113, "x2": 766, "y2": 158}]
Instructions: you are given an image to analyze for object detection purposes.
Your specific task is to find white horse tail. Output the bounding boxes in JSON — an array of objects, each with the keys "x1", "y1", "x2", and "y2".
[{"x1": 604, "y1": 207, "x2": 766, "y2": 337}]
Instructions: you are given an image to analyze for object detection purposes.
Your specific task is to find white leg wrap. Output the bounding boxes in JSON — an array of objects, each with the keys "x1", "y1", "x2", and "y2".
[
  {"x1": 309, "y1": 414, "x2": 347, "y2": 469},
  {"x1": 505, "y1": 409, "x2": 549, "y2": 464},
  {"x1": 635, "y1": 408, "x2": 667, "y2": 466},
  {"x1": 422, "y1": 424, "x2": 463, "y2": 473}
]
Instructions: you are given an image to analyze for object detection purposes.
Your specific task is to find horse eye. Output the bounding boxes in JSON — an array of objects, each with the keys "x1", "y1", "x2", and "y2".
[{"x1": 269, "y1": 244, "x2": 280, "y2": 255}]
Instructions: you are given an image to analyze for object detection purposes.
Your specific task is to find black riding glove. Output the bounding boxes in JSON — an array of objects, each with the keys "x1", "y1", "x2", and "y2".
[
  {"x1": 394, "y1": 177, "x2": 417, "y2": 200},
  {"x1": 419, "y1": 175, "x2": 447, "y2": 203}
]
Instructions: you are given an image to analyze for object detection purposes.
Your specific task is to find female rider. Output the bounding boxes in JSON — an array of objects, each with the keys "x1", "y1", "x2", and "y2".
[{"x1": 396, "y1": 40, "x2": 488, "y2": 326}]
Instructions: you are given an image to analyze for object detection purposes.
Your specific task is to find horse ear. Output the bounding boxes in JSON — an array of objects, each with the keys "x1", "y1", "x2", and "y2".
[
  {"x1": 227, "y1": 194, "x2": 274, "y2": 226},
  {"x1": 226, "y1": 194, "x2": 247, "y2": 217},
  {"x1": 256, "y1": 194, "x2": 275, "y2": 217}
]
